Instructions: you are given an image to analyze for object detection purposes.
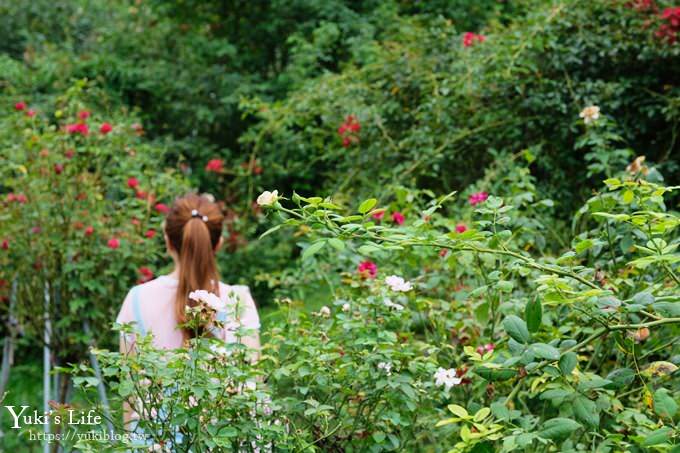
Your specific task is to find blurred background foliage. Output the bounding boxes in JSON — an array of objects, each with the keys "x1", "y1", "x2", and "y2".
[{"x1": 1, "y1": 0, "x2": 678, "y2": 306}]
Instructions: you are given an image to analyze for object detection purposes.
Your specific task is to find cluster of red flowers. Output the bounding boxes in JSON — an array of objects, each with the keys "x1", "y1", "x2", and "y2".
[
  {"x1": 626, "y1": 1, "x2": 680, "y2": 44},
  {"x1": 371, "y1": 209, "x2": 406, "y2": 226},
  {"x1": 14, "y1": 101, "x2": 36, "y2": 117},
  {"x1": 6, "y1": 193, "x2": 28, "y2": 204},
  {"x1": 627, "y1": 0, "x2": 657, "y2": 12},
  {"x1": 468, "y1": 191, "x2": 489, "y2": 206},
  {"x1": 357, "y1": 260, "x2": 377, "y2": 279},
  {"x1": 337, "y1": 115, "x2": 361, "y2": 148},
  {"x1": 66, "y1": 123, "x2": 89, "y2": 135},
  {"x1": 656, "y1": 7, "x2": 680, "y2": 44},
  {"x1": 462, "y1": 32, "x2": 486, "y2": 48},
  {"x1": 205, "y1": 158, "x2": 224, "y2": 173},
  {"x1": 64, "y1": 109, "x2": 113, "y2": 136}
]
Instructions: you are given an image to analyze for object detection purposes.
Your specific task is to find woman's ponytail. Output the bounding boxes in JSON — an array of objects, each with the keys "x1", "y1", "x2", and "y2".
[{"x1": 164, "y1": 194, "x2": 224, "y2": 338}]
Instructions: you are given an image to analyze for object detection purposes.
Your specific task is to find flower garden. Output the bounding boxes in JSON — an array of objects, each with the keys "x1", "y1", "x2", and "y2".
[{"x1": 1, "y1": 0, "x2": 679, "y2": 451}]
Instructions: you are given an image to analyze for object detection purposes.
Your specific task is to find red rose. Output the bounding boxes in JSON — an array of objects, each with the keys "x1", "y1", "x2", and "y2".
[
  {"x1": 6, "y1": 193, "x2": 16, "y2": 203},
  {"x1": 357, "y1": 260, "x2": 378, "y2": 279},
  {"x1": 155, "y1": 203, "x2": 170, "y2": 214},
  {"x1": 205, "y1": 158, "x2": 224, "y2": 173},
  {"x1": 54, "y1": 163, "x2": 64, "y2": 175},
  {"x1": 371, "y1": 209, "x2": 386, "y2": 221},
  {"x1": 16, "y1": 193, "x2": 27, "y2": 203},
  {"x1": 145, "y1": 229, "x2": 156, "y2": 239},
  {"x1": 65, "y1": 149, "x2": 75, "y2": 159},
  {"x1": 138, "y1": 266, "x2": 154, "y2": 283},
  {"x1": 127, "y1": 177, "x2": 139, "y2": 189},
  {"x1": 100, "y1": 123, "x2": 113, "y2": 134},
  {"x1": 439, "y1": 248, "x2": 448, "y2": 257},
  {"x1": 26, "y1": 109, "x2": 36, "y2": 117},
  {"x1": 107, "y1": 238, "x2": 120, "y2": 249},
  {"x1": 455, "y1": 223, "x2": 467, "y2": 233},
  {"x1": 14, "y1": 102, "x2": 26, "y2": 111},
  {"x1": 84, "y1": 226, "x2": 95, "y2": 236},
  {"x1": 1, "y1": 239, "x2": 8, "y2": 250},
  {"x1": 78, "y1": 110, "x2": 91, "y2": 120},
  {"x1": 66, "y1": 123, "x2": 89, "y2": 136},
  {"x1": 135, "y1": 190, "x2": 147, "y2": 200},
  {"x1": 391, "y1": 211, "x2": 405, "y2": 225}
]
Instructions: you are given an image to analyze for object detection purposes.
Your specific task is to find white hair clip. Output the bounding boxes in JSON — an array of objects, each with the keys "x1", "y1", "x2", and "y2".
[{"x1": 190, "y1": 209, "x2": 209, "y2": 222}]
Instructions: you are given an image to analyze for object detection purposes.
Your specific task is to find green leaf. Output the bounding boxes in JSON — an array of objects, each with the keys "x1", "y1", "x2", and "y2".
[
  {"x1": 531, "y1": 343, "x2": 560, "y2": 361},
  {"x1": 539, "y1": 418, "x2": 582, "y2": 441},
  {"x1": 372, "y1": 431, "x2": 386, "y2": 443},
  {"x1": 327, "y1": 238, "x2": 345, "y2": 251},
  {"x1": 653, "y1": 388, "x2": 678, "y2": 419},
  {"x1": 540, "y1": 389, "x2": 572, "y2": 403},
  {"x1": 447, "y1": 404, "x2": 469, "y2": 418},
  {"x1": 572, "y1": 396, "x2": 599, "y2": 427},
  {"x1": 605, "y1": 368, "x2": 635, "y2": 389},
  {"x1": 358, "y1": 198, "x2": 377, "y2": 214},
  {"x1": 574, "y1": 239, "x2": 593, "y2": 254},
  {"x1": 503, "y1": 315, "x2": 530, "y2": 344},
  {"x1": 525, "y1": 298, "x2": 542, "y2": 332},
  {"x1": 642, "y1": 427, "x2": 673, "y2": 447},
  {"x1": 259, "y1": 224, "x2": 283, "y2": 239},
  {"x1": 474, "y1": 366, "x2": 517, "y2": 381},
  {"x1": 301, "y1": 241, "x2": 326, "y2": 260},
  {"x1": 473, "y1": 407, "x2": 491, "y2": 422},
  {"x1": 622, "y1": 190, "x2": 634, "y2": 204},
  {"x1": 358, "y1": 243, "x2": 381, "y2": 255},
  {"x1": 497, "y1": 280, "x2": 514, "y2": 292},
  {"x1": 558, "y1": 352, "x2": 577, "y2": 375}
]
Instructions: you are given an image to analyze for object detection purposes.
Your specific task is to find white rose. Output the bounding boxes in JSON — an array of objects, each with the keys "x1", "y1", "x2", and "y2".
[
  {"x1": 579, "y1": 105, "x2": 601, "y2": 125},
  {"x1": 434, "y1": 367, "x2": 462, "y2": 390},
  {"x1": 385, "y1": 275, "x2": 413, "y2": 292},
  {"x1": 188, "y1": 289, "x2": 227, "y2": 312},
  {"x1": 257, "y1": 190, "x2": 279, "y2": 206},
  {"x1": 319, "y1": 306, "x2": 331, "y2": 317},
  {"x1": 342, "y1": 303, "x2": 351, "y2": 312}
]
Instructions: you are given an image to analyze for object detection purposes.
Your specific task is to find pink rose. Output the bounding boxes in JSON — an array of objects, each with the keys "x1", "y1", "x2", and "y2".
[
  {"x1": 205, "y1": 158, "x2": 224, "y2": 173},
  {"x1": 391, "y1": 211, "x2": 405, "y2": 225},
  {"x1": 107, "y1": 238, "x2": 120, "y2": 249},
  {"x1": 357, "y1": 260, "x2": 378, "y2": 279},
  {"x1": 155, "y1": 203, "x2": 170, "y2": 214}
]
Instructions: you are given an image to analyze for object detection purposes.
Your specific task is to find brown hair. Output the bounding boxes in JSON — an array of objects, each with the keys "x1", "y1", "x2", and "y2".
[{"x1": 164, "y1": 193, "x2": 224, "y2": 338}]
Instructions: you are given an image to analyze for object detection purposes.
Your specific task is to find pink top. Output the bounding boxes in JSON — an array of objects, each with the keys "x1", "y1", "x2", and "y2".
[{"x1": 116, "y1": 275, "x2": 260, "y2": 349}]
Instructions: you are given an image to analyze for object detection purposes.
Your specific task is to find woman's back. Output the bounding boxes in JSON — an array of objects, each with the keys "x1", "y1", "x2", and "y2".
[{"x1": 116, "y1": 275, "x2": 260, "y2": 349}]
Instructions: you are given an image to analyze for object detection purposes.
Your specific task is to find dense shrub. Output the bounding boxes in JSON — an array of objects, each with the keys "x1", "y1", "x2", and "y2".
[
  {"x1": 0, "y1": 83, "x2": 188, "y2": 394},
  {"x1": 241, "y1": 0, "x2": 680, "y2": 210}
]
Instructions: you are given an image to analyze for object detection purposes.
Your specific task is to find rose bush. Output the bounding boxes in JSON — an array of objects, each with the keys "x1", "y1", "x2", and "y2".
[
  {"x1": 65, "y1": 150, "x2": 678, "y2": 451},
  {"x1": 0, "y1": 81, "x2": 189, "y2": 408}
]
